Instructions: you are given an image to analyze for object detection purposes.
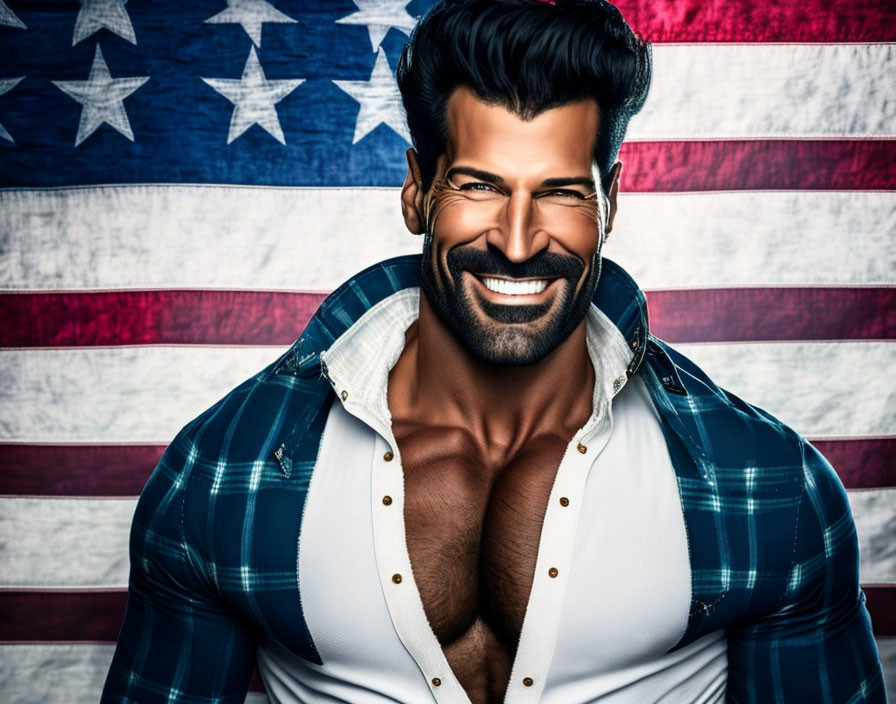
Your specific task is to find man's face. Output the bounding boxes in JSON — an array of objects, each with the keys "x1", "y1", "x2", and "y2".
[{"x1": 414, "y1": 87, "x2": 613, "y2": 366}]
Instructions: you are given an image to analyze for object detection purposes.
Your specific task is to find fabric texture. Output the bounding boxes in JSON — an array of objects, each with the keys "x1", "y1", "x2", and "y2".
[{"x1": 101, "y1": 255, "x2": 884, "y2": 703}]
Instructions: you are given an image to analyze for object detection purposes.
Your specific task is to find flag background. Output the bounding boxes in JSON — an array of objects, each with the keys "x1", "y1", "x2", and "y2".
[{"x1": 0, "y1": 0, "x2": 893, "y2": 701}]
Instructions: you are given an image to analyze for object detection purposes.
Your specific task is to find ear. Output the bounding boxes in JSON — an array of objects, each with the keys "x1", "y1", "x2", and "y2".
[
  {"x1": 604, "y1": 162, "x2": 622, "y2": 236},
  {"x1": 401, "y1": 148, "x2": 426, "y2": 234}
]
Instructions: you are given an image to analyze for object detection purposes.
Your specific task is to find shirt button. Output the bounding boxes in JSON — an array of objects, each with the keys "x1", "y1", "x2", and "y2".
[
  {"x1": 431, "y1": 677, "x2": 442, "y2": 687},
  {"x1": 576, "y1": 443, "x2": 587, "y2": 454},
  {"x1": 392, "y1": 573, "x2": 402, "y2": 584},
  {"x1": 559, "y1": 497, "x2": 569, "y2": 507},
  {"x1": 548, "y1": 567, "x2": 559, "y2": 578},
  {"x1": 382, "y1": 496, "x2": 392, "y2": 505},
  {"x1": 383, "y1": 451, "x2": 394, "y2": 461},
  {"x1": 523, "y1": 677, "x2": 534, "y2": 687},
  {"x1": 340, "y1": 390, "x2": 348, "y2": 401}
]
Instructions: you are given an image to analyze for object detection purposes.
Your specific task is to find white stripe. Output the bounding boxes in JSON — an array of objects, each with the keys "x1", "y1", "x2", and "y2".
[
  {"x1": 630, "y1": 44, "x2": 895, "y2": 139},
  {"x1": 0, "y1": 346, "x2": 284, "y2": 444},
  {"x1": 0, "y1": 644, "x2": 270, "y2": 704},
  {"x1": 0, "y1": 497, "x2": 135, "y2": 589},
  {"x1": 675, "y1": 341, "x2": 895, "y2": 439},
  {"x1": 1, "y1": 187, "x2": 893, "y2": 291},
  {"x1": 607, "y1": 191, "x2": 896, "y2": 290},
  {"x1": 2, "y1": 342, "x2": 891, "y2": 444},
  {"x1": 1, "y1": 489, "x2": 891, "y2": 590},
  {"x1": 850, "y1": 489, "x2": 896, "y2": 585}
]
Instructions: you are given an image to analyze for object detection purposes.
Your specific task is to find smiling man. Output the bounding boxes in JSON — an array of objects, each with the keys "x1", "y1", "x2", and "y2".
[{"x1": 103, "y1": 1, "x2": 883, "y2": 703}]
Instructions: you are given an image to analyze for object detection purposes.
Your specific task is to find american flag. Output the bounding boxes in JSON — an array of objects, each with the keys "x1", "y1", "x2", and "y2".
[{"x1": 0, "y1": 0, "x2": 893, "y2": 701}]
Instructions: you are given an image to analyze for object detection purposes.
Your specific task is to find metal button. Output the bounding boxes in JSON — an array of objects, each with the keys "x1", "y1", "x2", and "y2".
[
  {"x1": 631, "y1": 338, "x2": 639, "y2": 350},
  {"x1": 662, "y1": 376, "x2": 672, "y2": 385},
  {"x1": 576, "y1": 443, "x2": 587, "y2": 454},
  {"x1": 383, "y1": 451, "x2": 394, "y2": 461},
  {"x1": 613, "y1": 376, "x2": 625, "y2": 392},
  {"x1": 340, "y1": 390, "x2": 348, "y2": 401},
  {"x1": 559, "y1": 497, "x2": 569, "y2": 507},
  {"x1": 431, "y1": 677, "x2": 441, "y2": 687},
  {"x1": 548, "y1": 567, "x2": 559, "y2": 578},
  {"x1": 392, "y1": 573, "x2": 402, "y2": 584},
  {"x1": 382, "y1": 496, "x2": 392, "y2": 506},
  {"x1": 523, "y1": 677, "x2": 534, "y2": 687}
]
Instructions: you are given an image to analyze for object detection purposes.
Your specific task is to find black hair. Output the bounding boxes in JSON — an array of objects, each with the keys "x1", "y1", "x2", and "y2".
[{"x1": 396, "y1": 0, "x2": 651, "y2": 193}]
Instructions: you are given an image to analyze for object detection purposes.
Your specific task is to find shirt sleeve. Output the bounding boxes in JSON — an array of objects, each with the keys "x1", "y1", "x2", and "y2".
[
  {"x1": 725, "y1": 439, "x2": 885, "y2": 703},
  {"x1": 101, "y1": 432, "x2": 256, "y2": 703}
]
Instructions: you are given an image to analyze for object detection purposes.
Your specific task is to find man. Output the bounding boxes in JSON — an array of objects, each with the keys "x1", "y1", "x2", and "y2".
[{"x1": 103, "y1": 0, "x2": 884, "y2": 702}]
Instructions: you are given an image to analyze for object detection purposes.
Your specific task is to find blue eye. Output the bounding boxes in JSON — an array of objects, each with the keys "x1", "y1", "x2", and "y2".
[
  {"x1": 540, "y1": 189, "x2": 585, "y2": 200},
  {"x1": 460, "y1": 182, "x2": 498, "y2": 192}
]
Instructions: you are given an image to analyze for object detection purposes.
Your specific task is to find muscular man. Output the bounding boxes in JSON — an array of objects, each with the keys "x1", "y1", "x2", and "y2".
[{"x1": 103, "y1": 1, "x2": 884, "y2": 702}]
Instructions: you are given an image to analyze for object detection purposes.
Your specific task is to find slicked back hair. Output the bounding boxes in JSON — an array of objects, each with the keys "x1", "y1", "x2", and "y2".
[{"x1": 396, "y1": 0, "x2": 651, "y2": 193}]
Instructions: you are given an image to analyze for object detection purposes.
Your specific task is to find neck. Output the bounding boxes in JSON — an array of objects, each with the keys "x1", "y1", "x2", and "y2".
[{"x1": 388, "y1": 293, "x2": 595, "y2": 451}]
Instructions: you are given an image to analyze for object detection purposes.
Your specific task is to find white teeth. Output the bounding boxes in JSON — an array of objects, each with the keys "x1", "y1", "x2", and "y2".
[{"x1": 480, "y1": 276, "x2": 549, "y2": 295}]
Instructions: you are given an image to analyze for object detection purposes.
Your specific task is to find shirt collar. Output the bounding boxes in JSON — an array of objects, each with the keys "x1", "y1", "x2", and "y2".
[{"x1": 320, "y1": 286, "x2": 634, "y2": 435}]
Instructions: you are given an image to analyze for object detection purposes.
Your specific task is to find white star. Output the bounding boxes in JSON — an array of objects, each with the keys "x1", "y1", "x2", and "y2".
[
  {"x1": 204, "y1": 0, "x2": 297, "y2": 47},
  {"x1": 72, "y1": 0, "x2": 136, "y2": 45},
  {"x1": 336, "y1": 0, "x2": 416, "y2": 53},
  {"x1": 52, "y1": 44, "x2": 149, "y2": 147},
  {"x1": 333, "y1": 48, "x2": 410, "y2": 144},
  {"x1": 0, "y1": 76, "x2": 24, "y2": 143},
  {"x1": 0, "y1": 0, "x2": 26, "y2": 29},
  {"x1": 202, "y1": 46, "x2": 304, "y2": 145}
]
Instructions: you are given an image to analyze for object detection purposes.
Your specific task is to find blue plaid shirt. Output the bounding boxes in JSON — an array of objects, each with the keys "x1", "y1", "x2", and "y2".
[{"x1": 102, "y1": 255, "x2": 884, "y2": 703}]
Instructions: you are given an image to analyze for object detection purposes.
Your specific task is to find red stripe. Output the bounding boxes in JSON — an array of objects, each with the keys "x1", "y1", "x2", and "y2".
[
  {"x1": 0, "y1": 590, "x2": 128, "y2": 642},
  {"x1": 646, "y1": 288, "x2": 896, "y2": 344},
  {"x1": 3, "y1": 287, "x2": 893, "y2": 348},
  {"x1": 617, "y1": 140, "x2": 896, "y2": 193},
  {"x1": 0, "y1": 289, "x2": 326, "y2": 347},
  {"x1": 611, "y1": 0, "x2": 895, "y2": 42},
  {"x1": 864, "y1": 586, "x2": 896, "y2": 637},
  {"x1": 0, "y1": 444, "x2": 163, "y2": 496},
  {"x1": 811, "y1": 439, "x2": 896, "y2": 490},
  {"x1": 1, "y1": 438, "x2": 890, "y2": 499},
  {"x1": 1, "y1": 585, "x2": 893, "y2": 645}
]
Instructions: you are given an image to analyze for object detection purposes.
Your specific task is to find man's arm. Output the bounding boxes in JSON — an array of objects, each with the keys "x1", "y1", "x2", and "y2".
[
  {"x1": 101, "y1": 432, "x2": 255, "y2": 703},
  {"x1": 726, "y1": 440, "x2": 885, "y2": 703}
]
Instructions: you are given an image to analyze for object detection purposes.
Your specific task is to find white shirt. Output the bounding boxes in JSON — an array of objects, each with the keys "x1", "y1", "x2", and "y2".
[{"x1": 256, "y1": 288, "x2": 727, "y2": 703}]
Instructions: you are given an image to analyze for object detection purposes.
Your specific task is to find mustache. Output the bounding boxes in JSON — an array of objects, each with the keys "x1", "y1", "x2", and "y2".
[{"x1": 446, "y1": 246, "x2": 584, "y2": 281}]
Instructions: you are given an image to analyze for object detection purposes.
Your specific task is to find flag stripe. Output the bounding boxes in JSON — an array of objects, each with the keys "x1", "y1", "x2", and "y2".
[
  {"x1": 630, "y1": 44, "x2": 894, "y2": 140},
  {"x1": 2, "y1": 343, "x2": 892, "y2": 444},
  {"x1": 810, "y1": 439, "x2": 896, "y2": 490},
  {"x1": 617, "y1": 140, "x2": 896, "y2": 193},
  {"x1": 864, "y1": 587, "x2": 896, "y2": 637},
  {"x1": 1, "y1": 492, "x2": 892, "y2": 590},
  {"x1": 675, "y1": 341, "x2": 895, "y2": 439},
  {"x1": 1, "y1": 437, "x2": 890, "y2": 499},
  {"x1": 2, "y1": 189, "x2": 893, "y2": 292},
  {"x1": 3, "y1": 287, "x2": 892, "y2": 348},
  {"x1": 0, "y1": 444, "x2": 165, "y2": 497},
  {"x1": 613, "y1": 0, "x2": 896, "y2": 43}
]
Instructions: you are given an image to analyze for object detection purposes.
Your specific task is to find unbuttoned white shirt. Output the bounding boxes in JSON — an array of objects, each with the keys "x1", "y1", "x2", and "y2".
[{"x1": 256, "y1": 288, "x2": 727, "y2": 703}]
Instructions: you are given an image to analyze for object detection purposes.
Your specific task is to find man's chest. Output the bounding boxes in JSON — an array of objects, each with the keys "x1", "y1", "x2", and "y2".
[{"x1": 394, "y1": 423, "x2": 570, "y2": 650}]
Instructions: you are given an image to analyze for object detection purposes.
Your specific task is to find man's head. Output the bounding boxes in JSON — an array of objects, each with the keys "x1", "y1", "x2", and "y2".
[{"x1": 396, "y1": 0, "x2": 650, "y2": 366}]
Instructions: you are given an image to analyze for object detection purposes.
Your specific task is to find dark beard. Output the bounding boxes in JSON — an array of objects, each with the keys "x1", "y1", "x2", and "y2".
[{"x1": 419, "y1": 236, "x2": 602, "y2": 366}]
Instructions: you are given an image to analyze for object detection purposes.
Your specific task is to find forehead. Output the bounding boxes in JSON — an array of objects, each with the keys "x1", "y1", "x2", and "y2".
[{"x1": 442, "y1": 86, "x2": 599, "y2": 176}]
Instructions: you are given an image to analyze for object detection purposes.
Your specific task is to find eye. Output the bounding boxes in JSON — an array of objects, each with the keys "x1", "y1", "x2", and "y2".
[
  {"x1": 538, "y1": 189, "x2": 586, "y2": 200},
  {"x1": 459, "y1": 181, "x2": 501, "y2": 193}
]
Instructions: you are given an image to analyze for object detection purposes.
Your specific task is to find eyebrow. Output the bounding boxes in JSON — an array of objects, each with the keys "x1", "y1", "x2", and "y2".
[{"x1": 445, "y1": 166, "x2": 595, "y2": 191}]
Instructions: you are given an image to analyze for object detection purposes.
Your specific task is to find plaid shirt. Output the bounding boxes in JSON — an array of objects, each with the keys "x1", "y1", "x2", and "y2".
[{"x1": 102, "y1": 254, "x2": 884, "y2": 704}]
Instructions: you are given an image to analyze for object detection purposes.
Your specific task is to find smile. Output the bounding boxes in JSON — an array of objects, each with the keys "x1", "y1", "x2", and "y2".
[
  {"x1": 470, "y1": 273, "x2": 560, "y2": 302},
  {"x1": 480, "y1": 276, "x2": 549, "y2": 295}
]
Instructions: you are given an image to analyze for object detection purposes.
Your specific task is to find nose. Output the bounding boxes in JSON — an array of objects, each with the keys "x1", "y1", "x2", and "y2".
[{"x1": 486, "y1": 191, "x2": 549, "y2": 263}]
